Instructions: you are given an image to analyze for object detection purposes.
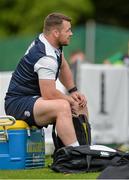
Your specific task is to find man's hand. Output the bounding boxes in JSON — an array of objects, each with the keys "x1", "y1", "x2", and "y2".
[
  {"x1": 70, "y1": 99, "x2": 80, "y2": 117},
  {"x1": 70, "y1": 91, "x2": 87, "y2": 108},
  {"x1": 70, "y1": 91, "x2": 89, "y2": 117}
]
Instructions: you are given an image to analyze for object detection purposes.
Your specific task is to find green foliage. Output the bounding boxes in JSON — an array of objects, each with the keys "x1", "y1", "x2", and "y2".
[
  {"x1": 93, "y1": 0, "x2": 129, "y2": 29},
  {"x1": 0, "y1": 0, "x2": 94, "y2": 37}
]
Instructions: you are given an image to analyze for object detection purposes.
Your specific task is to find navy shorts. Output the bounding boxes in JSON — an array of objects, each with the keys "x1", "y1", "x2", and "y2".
[{"x1": 5, "y1": 95, "x2": 42, "y2": 128}]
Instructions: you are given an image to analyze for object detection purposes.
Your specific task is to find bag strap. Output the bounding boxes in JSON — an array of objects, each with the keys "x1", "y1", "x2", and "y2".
[
  {"x1": 52, "y1": 123, "x2": 64, "y2": 151},
  {"x1": 83, "y1": 114, "x2": 91, "y2": 145},
  {"x1": 111, "y1": 154, "x2": 129, "y2": 166},
  {"x1": 78, "y1": 114, "x2": 91, "y2": 145},
  {"x1": 87, "y1": 155, "x2": 92, "y2": 170},
  {"x1": 52, "y1": 123, "x2": 59, "y2": 150}
]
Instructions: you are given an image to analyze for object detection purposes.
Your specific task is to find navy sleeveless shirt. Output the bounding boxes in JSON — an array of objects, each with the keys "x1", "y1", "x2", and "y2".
[{"x1": 5, "y1": 35, "x2": 62, "y2": 99}]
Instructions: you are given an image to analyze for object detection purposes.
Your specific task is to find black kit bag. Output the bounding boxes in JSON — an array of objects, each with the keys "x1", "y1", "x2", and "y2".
[
  {"x1": 51, "y1": 145, "x2": 129, "y2": 173},
  {"x1": 52, "y1": 114, "x2": 91, "y2": 151}
]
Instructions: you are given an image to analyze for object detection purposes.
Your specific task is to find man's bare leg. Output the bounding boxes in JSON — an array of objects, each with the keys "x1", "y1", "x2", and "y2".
[{"x1": 33, "y1": 98, "x2": 78, "y2": 146}]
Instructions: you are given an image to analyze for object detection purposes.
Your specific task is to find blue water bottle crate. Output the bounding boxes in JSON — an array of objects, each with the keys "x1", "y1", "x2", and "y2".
[{"x1": 0, "y1": 116, "x2": 45, "y2": 169}]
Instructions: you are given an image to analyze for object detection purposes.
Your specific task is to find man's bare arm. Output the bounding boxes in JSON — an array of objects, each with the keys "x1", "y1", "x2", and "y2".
[{"x1": 59, "y1": 53, "x2": 75, "y2": 90}]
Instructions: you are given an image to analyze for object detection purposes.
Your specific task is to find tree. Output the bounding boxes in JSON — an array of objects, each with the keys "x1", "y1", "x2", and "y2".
[
  {"x1": 92, "y1": 0, "x2": 129, "y2": 29},
  {"x1": 0, "y1": 0, "x2": 94, "y2": 37}
]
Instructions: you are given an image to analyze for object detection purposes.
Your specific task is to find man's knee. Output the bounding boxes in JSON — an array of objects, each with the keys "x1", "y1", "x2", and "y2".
[{"x1": 57, "y1": 99, "x2": 71, "y2": 112}]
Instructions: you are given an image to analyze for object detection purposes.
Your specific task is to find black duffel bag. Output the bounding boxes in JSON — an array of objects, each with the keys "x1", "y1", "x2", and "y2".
[{"x1": 50, "y1": 145, "x2": 129, "y2": 173}]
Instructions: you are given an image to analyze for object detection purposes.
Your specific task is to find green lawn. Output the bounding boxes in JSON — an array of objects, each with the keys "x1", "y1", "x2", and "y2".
[{"x1": 0, "y1": 156, "x2": 100, "y2": 179}]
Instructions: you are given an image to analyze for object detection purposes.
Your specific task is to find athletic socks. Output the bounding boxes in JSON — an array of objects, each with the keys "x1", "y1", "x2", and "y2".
[{"x1": 67, "y1": 141, "x2": 79, "y2": 147}]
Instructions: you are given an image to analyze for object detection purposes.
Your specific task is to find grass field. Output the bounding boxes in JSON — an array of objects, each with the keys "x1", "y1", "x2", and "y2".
[{"x1": 0, "y1": 156, "x2": 100, "y2": 179}]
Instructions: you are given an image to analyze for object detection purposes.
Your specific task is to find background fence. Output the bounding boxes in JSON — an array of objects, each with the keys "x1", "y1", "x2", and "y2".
[{"x1": 1, "y1": 22, "x2": 129, "y2": 70}]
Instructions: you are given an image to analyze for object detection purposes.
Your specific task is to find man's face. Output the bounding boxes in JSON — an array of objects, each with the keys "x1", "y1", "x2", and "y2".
[{"x1": 57, "y1": 20, "x2": 73, "y2": 46}]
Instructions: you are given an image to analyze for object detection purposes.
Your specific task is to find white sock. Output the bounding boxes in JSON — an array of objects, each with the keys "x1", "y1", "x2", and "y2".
[{"x1": 67, "y1": 141, "x2": 79, "y2": 147}]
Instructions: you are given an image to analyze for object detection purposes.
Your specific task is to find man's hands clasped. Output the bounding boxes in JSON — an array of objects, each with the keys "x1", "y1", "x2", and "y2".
[{"x1": 69, "y1": 91, "x2": 88, "y2": 117}]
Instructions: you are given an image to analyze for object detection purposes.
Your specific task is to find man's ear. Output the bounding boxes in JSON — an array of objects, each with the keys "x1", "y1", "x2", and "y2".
[{"x1": 53, "y1": 29, "x2": 60, "y2": 38}]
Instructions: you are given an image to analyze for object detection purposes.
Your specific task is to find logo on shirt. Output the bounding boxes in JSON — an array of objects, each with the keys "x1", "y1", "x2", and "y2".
[
  {"x1": 24, "y1": 111, "x2": 31, "y2": 117},
  {"x1": 32, "y1": 96, "x2": 38, "y2": 99}
]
